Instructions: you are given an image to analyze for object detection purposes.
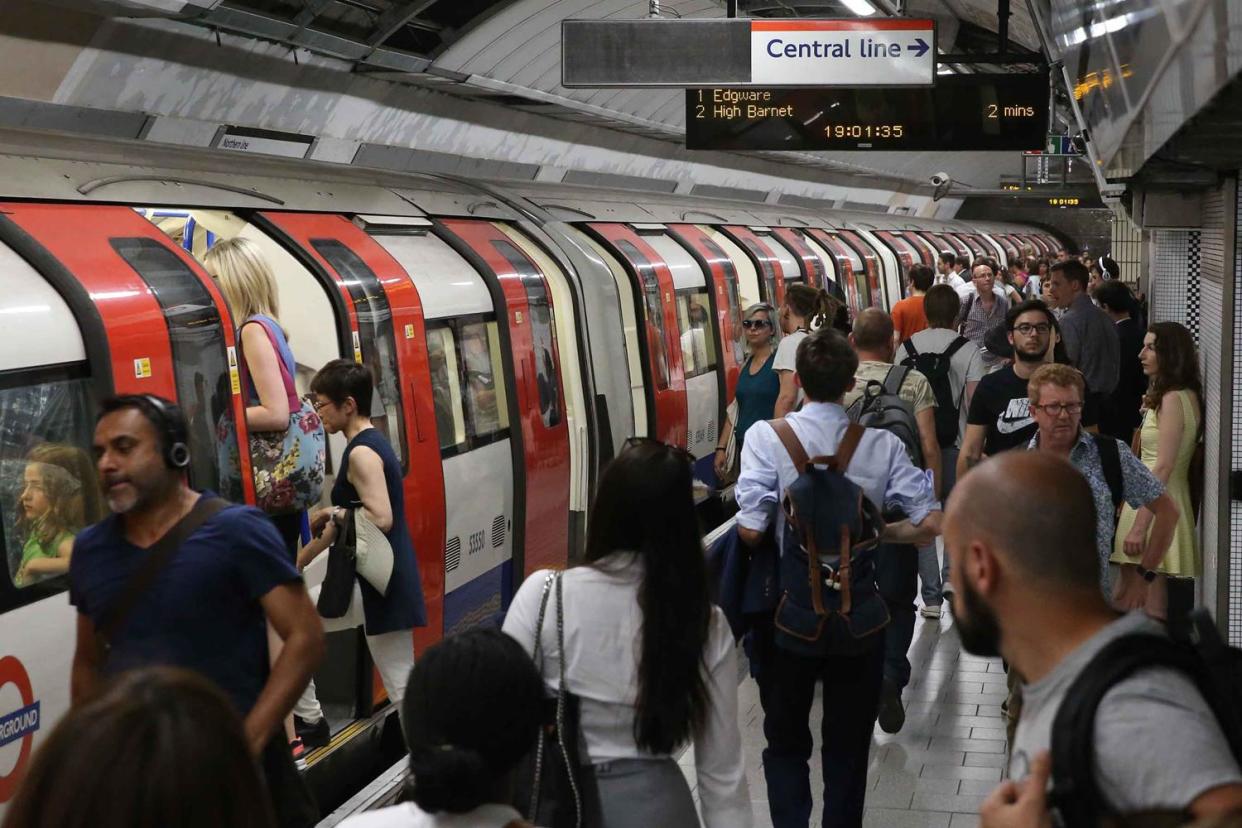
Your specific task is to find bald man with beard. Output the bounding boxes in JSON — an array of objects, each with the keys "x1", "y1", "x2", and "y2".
[{"x1": 944, "y1": 453, "x2": 1242, "y2": 826}]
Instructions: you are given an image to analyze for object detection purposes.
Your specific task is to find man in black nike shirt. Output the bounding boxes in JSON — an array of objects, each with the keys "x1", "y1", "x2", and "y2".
[{"x1": 958, "y1": 300, "x2": 1098, "y2": 479}]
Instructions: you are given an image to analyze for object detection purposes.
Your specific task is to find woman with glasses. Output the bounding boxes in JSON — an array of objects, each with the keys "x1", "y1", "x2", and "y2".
[
  {"x1": 503, "y1": 440, "x2": 751, "y2": 828},
  {"x1": 715, "y1": 303, "x2": 780, "y2": 484},
  {"x1": 293, "y1": 359, "x2": 427, "y2": 756},
  {"x1": 1111, "y1": 322, "x2": 1203, "y2": 619}
]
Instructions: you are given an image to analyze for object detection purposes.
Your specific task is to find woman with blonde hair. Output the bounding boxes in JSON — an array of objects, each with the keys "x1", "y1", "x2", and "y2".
[
  {"x1": 1111, "y1": 321, "x2": 1203, "y2": 619},
  {"x1": 204, "y1": 236, "x2": 327, "y2": 760},
  {"x1": 203, "y1": 237, "x2": 316, "y2": 554}
]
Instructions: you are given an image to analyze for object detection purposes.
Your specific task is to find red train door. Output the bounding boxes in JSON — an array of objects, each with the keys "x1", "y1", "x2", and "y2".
[
  {"x1": 255, "y1": 212, "x2": 446, "y2": 658},
  {"x1": 584, "y1": 224, "x2": 687, "y2": 447},
  {"x1": 667, "y1": 224, "x2": 744, "y2": 402},
  {"x1": 435, "y1": 219, "x2": 571, "y2": 579},
  {"x1": 721, "y1": 226, "x2": 784, "y2": 306},
  {"x1": 772, "y1": 227, "x2": 827, "y2": 289},
  {"x1": 0, "y1": 203, "x2": 255, "y2": 500},
  {"x1": 808, "y1": 229, "x2": 864, "y2": 314}
]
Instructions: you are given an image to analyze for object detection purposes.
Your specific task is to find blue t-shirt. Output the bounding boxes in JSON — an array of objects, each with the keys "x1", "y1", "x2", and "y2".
[{"x1": 69, "y1": 497, "x2": 301, "y2": 714}]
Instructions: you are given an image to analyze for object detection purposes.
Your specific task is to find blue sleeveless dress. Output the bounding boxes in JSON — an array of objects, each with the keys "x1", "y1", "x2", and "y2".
[{"x1": 334, "y1": 428, "x2": 426, "y2": 633}]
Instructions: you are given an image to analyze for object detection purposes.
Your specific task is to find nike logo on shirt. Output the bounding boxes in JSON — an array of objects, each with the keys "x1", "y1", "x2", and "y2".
[{"x1": 996, "y1": 398, "x2": 1034, "y2": 434}]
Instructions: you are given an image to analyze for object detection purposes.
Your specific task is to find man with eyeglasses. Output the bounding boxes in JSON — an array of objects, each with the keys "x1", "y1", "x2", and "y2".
[
  {"x1": 954, "y1": 260, "x2": 1010, "y2": 367},
  {"x1": 1026, "y1": 363, "x2": 1177, "y2": 602},
  {"x1": 958, "y1": 301, "x2": 1101, "y2": 482}
]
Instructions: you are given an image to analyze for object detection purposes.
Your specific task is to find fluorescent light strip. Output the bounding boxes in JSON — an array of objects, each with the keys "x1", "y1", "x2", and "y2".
[{"x1": 840, "y1": 0, "x2": 877, "y2": 16}]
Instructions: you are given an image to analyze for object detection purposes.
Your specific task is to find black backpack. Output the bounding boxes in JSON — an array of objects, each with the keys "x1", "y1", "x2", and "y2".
[
  {"x1": 1093, "y1": 434, "x2": 1124, "y2": 513},
  {"x1": 770, "y1": 419, "x2": 889, "y2": 658},
  {"x1": 846, "y1": 365, "x2": 925, "y2": 469},
  {"x1": 901, "y1": 337, "x2": 968, "y2": 448},
  {"x1": 1048, "y1": 609, "x2": 1242, "y2": 827}
]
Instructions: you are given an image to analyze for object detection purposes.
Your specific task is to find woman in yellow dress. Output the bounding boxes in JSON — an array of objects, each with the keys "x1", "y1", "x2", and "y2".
[{"x1": 1112, "y1": 321, "x2": 1202, "y2": 619}]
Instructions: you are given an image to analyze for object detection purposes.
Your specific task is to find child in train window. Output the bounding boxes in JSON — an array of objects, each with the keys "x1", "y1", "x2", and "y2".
[{"x1": 13, "y1": 443, "x2": 94, "y2": 587}]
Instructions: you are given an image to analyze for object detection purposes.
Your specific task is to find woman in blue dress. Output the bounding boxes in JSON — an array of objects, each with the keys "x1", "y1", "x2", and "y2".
[
  {"x1": 294, "y1": 359, "x2": 426, "y2": 742},
  {"x1": 715, "y1": 303, "x2": 781, "y2": 482}
]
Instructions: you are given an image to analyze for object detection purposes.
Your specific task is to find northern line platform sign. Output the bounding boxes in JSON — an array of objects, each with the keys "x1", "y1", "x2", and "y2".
[
  {"x1": 686, "y1": 74, "x2": 1050, "y2": 151},
  {"x1": 562, "y1": 18, "x2": 936, "y2": 88}
]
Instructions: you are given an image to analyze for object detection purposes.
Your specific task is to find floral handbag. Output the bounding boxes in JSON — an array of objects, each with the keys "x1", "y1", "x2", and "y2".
[{"x1": 218, "y1": 317, "x2": 326, "y2": 514}]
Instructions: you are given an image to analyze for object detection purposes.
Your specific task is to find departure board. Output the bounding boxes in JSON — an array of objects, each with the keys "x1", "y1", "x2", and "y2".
[{"x1": 685, "y1": 73, "x2": 1049, "y2": 151}]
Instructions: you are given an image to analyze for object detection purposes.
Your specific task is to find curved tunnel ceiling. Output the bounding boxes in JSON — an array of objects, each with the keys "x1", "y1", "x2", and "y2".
[{"x1": 58, "y1": 0, "x2": 1053, "y2": 190}]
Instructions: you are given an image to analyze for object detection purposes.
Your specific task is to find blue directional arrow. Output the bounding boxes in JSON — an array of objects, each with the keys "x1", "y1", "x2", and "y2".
[{"x1": 910, "y1": 37, "x2": 930, "y2": 58}]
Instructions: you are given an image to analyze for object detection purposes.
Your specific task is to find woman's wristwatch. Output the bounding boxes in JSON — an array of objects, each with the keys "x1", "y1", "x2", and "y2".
[
  {"x1": 714, "y1": 446, "x2": 726, "y2": 453},
  {"x1": 1136, "y1": 565, "x2": 1157, "y2": 583}
]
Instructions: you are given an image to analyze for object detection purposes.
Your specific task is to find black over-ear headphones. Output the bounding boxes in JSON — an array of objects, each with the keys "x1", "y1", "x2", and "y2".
[{"x1": 134, "y1": 395, "x2": 191, "y2": 470}]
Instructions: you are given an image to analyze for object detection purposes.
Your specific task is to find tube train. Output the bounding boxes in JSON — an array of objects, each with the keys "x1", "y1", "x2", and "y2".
[{"x1": 0, "y1": 127, "x2": 1062, "y2": 811}]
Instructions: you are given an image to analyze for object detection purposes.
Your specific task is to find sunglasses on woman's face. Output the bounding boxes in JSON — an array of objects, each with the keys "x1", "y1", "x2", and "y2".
[{"x1": 741, "y1": 319, "x2": 772, "y2": 330}]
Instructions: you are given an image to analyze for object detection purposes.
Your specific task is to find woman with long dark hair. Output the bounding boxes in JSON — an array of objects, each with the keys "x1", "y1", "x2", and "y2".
[
  {"x1": 503, "y1": 440, "x2": 751, "y2": 827},
  {"x1": 1111, "y1": 321, "x2": 1203, "y2": 618}
]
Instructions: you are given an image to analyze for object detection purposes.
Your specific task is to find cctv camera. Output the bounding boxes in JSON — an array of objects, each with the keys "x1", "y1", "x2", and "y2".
[{"x1": 930, "y1": 172, "x2": 951, "y2": 186}]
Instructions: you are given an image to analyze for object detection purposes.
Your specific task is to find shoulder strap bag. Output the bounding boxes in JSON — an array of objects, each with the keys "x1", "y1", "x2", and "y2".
[
  {"x1": 519, "y1": 571, "x2": 586, "y2": 828},
  {"x1": 94, "y1": 496, "x2": 229, "y2": 665}
]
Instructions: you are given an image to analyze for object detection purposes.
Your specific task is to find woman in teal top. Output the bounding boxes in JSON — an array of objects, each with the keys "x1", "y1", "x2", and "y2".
[{"x1": 716, "y1": 304, "x2": 781, "y2": 481}]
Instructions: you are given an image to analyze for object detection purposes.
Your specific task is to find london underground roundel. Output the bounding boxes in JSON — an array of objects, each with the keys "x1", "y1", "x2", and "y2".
[{"x1": 0, "y1": 656, "x2": 40, "y2": 803}]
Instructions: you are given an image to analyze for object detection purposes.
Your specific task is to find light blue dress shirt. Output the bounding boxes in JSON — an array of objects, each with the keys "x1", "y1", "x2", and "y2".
[{"x1": 735, "y1": 402, "x2": 939, "y2": 552}]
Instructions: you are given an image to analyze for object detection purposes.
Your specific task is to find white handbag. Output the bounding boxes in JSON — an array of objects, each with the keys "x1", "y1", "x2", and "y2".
[{"x1": 354, "y1": 509, "x2": 395, "y2": 596}]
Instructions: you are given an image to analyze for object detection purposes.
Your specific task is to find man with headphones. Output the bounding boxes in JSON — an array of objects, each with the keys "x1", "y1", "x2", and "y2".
[{"x1": 68, "y1": 394, "x2": 325, "y2": 827}]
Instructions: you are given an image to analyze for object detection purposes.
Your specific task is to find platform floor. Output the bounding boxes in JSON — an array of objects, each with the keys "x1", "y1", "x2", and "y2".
[{"x1": 678, "y1": 607, "x2": 1008, "y2": 828}]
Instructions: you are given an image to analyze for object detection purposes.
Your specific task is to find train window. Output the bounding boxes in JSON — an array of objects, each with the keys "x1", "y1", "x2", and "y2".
[
  {"x1": 425, "y1": 325, "x2": 467, "y2": 453},
  {"x1": 488, "y1": 239, "x2": 563, "y2": 429},
  {"x1": 0, "y1": 370, "x2": 102, "y2": 609},
  {"x1": 614, "y1": 239, "x2": 670, "y2": 391},
  {"x1": 676, "y1": 289, "x2": 718, "y2": 379},
  {"x1": 459, "y1": 320, "x2": 510, "y2": 441},
  {"x1": 308, "y1": 239, "x2": 408, "y2": 472},
  {"x1": 110, "y1": 238, "x2": 236, "y2": 496}
]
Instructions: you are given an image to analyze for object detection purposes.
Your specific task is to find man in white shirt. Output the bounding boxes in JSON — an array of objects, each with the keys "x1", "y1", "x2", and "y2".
[
  {"x1": 736, "y1": 327, "x2": 941, "y2": 828},
  {"x1": 937, "y1": 251, "x2": 966, "y2": 291}
]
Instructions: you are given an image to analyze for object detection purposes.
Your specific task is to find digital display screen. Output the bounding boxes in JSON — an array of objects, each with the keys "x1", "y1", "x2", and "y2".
[{"x1": 685, "y1": 73, "x2": 1049, "y2": 151}]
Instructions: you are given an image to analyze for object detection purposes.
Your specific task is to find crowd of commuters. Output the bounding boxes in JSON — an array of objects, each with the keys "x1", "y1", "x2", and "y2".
[{"x1": 4, "y1": 238, "x2": 1236, "y2": 828}]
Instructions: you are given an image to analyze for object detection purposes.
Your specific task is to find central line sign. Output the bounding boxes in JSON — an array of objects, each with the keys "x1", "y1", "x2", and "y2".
[
  {"x1": 561, "y1": 18, "x2": 937, "y2": 88},
  {"x1": 751, "y1": 20, "x2": 934, "y2": 86}
]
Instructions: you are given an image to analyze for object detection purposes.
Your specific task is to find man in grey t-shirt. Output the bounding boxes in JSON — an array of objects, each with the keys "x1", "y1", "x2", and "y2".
[{"x1": 944, "y1": 451, "x2": 1242, "y2": 823}]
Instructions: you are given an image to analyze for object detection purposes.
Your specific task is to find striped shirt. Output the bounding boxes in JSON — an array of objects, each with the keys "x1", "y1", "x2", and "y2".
[{"x1": 958, "y1": 290, "x2": 1010, "y2": 351}]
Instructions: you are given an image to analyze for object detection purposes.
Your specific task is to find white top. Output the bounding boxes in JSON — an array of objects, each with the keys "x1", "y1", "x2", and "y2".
[
  {"x1": 937, "y1": 271, "x2": 966, "y2": 291},
  {"x1": 502, "y1": 559, "x2": 752, "y2": 828},
  {"x1": 953, "y1": 282, "x2": 1008, "y2": 303},
  {"x1": 340, "y1": 802, "x2": 524, "y2": 828},
  {"x1": 773, "y1": 328, "x2": 809, "y2": 408},
  {"x1": 772, "y1": 328, "x2": 808, "y2": 373}
]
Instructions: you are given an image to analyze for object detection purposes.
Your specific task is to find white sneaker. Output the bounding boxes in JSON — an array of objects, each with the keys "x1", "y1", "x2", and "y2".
[{"x1": 920, "y1": 604, "x2": 942, "y2": 619}]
